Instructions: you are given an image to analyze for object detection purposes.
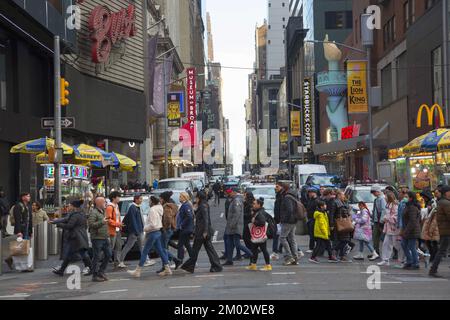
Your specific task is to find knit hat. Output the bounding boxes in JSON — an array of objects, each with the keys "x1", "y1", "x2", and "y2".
[
  {"x1": 66, "y1": 196, "x2": 84, "y2": 208},
  {"x1": 159, "y1": 191, "x2": 173, "y2": 202}
]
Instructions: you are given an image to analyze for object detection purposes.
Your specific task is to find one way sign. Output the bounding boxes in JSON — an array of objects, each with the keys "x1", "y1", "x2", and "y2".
[{"x1": 41, "y1": 117, "x2": 76, "y2": 129}]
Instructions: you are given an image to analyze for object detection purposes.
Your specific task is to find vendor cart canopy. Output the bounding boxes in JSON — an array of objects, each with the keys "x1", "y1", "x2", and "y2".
[{"x1": 403, "y1": 128, "x2": 450, "y2": 155}]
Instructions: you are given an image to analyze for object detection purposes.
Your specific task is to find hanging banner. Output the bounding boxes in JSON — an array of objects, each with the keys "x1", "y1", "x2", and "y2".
[
  {"x1": 185, "y1": 67, "x2": 197, "y2": 147},
  {"x1": 347, "y1": 60, "x2": 368, "y2": 113},
  {"x1": 280, "y1": 127, "x2": 288, "y2": 143},
  {"x1": 291, "y1": 111, "x2": 301, "y2": 137},
  {"x1": 167, "y1": 93, "x2": 181, "y2": 127},
  {"x1": 303, "y1": 78, "x2": 313, "y2": 150},
  {"x1": 151, "y1": 63, "x2": 164, "y2": 117}
]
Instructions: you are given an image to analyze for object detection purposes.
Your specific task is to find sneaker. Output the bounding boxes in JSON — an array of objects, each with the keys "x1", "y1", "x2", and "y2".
[
  {"x1": 353, "y1": 254, "x2": 364, "y2": 260},
  {"x1": 233, "y1": 256, "x2": 244, "y2": 261},
  {"x1": 369, "y1": 252, "x2": 380, "y2": 261},
  {"x1": 158, "y1": 265, "x2": 173, "y2": 277},
  {"x1": 92, "y1": 276, "x2": 105, "y2": 282},
  {"x1": 377, "y1": 260, "x2": 390, "y2": 266},
  {"x1": 270, "y1": 253, "x2": 279, "y2": 261},
  {"x1": 169, "y1": 262, "x2": 176, "y2": 269},
  {"x1": 222, "y1": 261, "x2": 233, "y2": 266},
  {"x1": 52, "y1": 269, "x2": 64, "y2": 277},
  {"x1": 260, "y1": 265, "x2": 272, "y2": 272},
  {"x1": 328, "y1": 256, "x2": 339, "y2": 263},
  {"x1": 174, "y1": 259, "x2": 183, "y2": 270},
  {"x1": 99, "y1": 273, "x2": 109, "y2": 281},
  {"x1": 306, "y1": 250, "x2": 313, "y2": 254},
  {"x1": 117, "y1": 262, "x2": 127, "y2": 269},
  {"x1": 309, "y1": 257, "x2": 319, "y2": 264},
  {"x1": 298, "y1": 250, "x2": 305, "y2": 258},
  {"x1": 339, "y1": 256, "x2": 352, "y2": 263},
  {"x1": 245, "y1": 264, "x2": 257, "y2": 271},
  {"x1": 283, "y1": 257, "x2": 295, "y2": 266},
  {"x1": 144, "y1": 260, "x2": 156, "y2": 267}
]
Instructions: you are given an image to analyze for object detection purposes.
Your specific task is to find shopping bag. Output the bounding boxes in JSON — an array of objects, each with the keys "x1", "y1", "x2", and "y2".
[
  {"x1": 336, "y1": 216, "x2": 354, "y2": 233},
  {"x1": 9, "y1": 239, "x2": 30, "y2": 256},
  {"x1": 13, "y1": 247, "x2": 33, "y2": 271},
  {"x1": 248, "y1": 222, "x2": 268, "y2": 244}
]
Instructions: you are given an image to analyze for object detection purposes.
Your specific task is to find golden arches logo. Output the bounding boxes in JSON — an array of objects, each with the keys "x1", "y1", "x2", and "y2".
[{"x1": 416, "y1": 104, "x2": 445, "y2": 128}]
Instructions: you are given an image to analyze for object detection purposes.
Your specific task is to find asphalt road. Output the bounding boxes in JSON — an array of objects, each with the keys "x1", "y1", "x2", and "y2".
[{"x1": 0, "y1": 200, "x2": 449, "y2": 300}]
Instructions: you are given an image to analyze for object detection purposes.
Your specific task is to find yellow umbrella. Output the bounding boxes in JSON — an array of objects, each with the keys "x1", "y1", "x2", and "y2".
[
  {"x1": 404, "y1": 129, "x2": 450, "y2": 155},
  {"x1": 73, "y1": 144, "x2": 106, "y2": 162},
  {"x1": 111, "y1": 152, "x2": 137, "y2": 172},
  {"x1": 35, "y1": 152, "x2": 91, "y2": 166},
  {"x1": 10, "y1": 137, "x2": 73, "y2": 155}
]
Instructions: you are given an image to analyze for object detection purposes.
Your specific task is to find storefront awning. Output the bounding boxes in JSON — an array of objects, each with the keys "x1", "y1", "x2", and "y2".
[{"x1": 313, "y1": 135, "x2": 387, "y2": 156}]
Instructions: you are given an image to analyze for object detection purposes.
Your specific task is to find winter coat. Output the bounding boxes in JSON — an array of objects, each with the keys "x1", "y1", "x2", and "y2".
[
  {"x1": 56, "y1": 211, "x2": 89, "y2": 251},
  {"x1": 436, "y1": 197, "x2": 450, "y2": 237},
  {"x1": 421, "y1": 210, "x2": 440, "y2": 242},
  {"x1": 0, "y1": 197, "x2": 9, "y2": 216},
  {"x1": 251, "y1": 207, "x2": 267, "y2": 228},
  {"x1": 105, "y1": 203, "x2": 121, "y2": 237},
  {"x1": 13, "y1": 201, "x2": 33, "y2": 236},
  {"x1": 88, "y1": 208, "x2": 109, "y2": 240},
  {"x1": 144, "y1": 204, "x2": 163, "y2": 233},
  {"x1": 32, "y1": 209, "x2": 49, "y2": 227},
  {"x1": 313, "y1": 210, "x2": 330, "y2": 240},
  {"x1": 274, "y1": 192, "x2": 282, "y2": 224},
  {"x1": 225, "y1": 195, "x2": 244, "y2": 236},
  {"x1": 402, "y1": 202, "x2": 422, "y2": 239},
  {"x1": 372, "y1": 195, "x2": 387, "y2": 224},
  {"x1": 194, "y1": 202, "x2": 214, "y2": 238},
  {"x1": 162, "y1": 203, "x2": 178, "y2": 231},
  {"x1": 353, "y1": 208, "x2": 372, "y2": 242},
  {"x1": 397, "y1": 199, "x2": 408, "y2": 229},
  {"x1": 244, "y1": 198, "x2": 254, "y2": 225},
  {"x1": 278, "y1": 191, "x2": 298, "y2": 225},
  {"x1": 306, "y1": 197, "x2": 318, "y2": 220},
  {"x1": 225, "y1": 197, "x2": 232, "y2": 219},
  {"x1": 383, "y1": 203, "x2": 399, "y2": 236},
  {"x1": 178, "y1": 201, "x2": 194, "y2": 233},
  {"x1": 123, "y1": 203, "x2": 144, "y2": 236}
]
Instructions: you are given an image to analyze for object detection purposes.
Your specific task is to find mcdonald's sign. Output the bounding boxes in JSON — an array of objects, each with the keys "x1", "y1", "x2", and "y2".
[{"x1": 416, "y1": 104, "x2": 445, "y2": 128}]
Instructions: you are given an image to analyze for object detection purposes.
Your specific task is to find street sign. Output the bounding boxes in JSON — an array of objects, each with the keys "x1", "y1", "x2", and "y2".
[{"x1": 41, "y1": 117, "x2": 75, "y2": 129}]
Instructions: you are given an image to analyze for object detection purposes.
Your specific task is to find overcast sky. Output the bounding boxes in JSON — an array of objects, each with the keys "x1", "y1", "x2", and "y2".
[{"x1": 205, "y1": 1, "x2": 266, "y2": 175}]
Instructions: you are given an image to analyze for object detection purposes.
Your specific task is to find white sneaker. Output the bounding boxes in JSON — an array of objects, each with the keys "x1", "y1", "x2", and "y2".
[
  {"x1": 298, "y1": 250, "x2": 305, "y2": 258},
  {"x1": 369, "y1": 252, "x2": 380, "y2": 261},
  {"x1": 169, "y1": 262, "x2": 176, "y2": 269},
  {"x1": 306, "y1": 250, "x2": 313, "y2": 254},
  {"x1": 270, "y1": 253, "x2": 279, "y2": 261},
  {"x1": 144, "y1": 260, "x2": 156, "y2": 267},
  {"x1": 377, "y1": 260, "x2": 390, "y2": 266},
  {"x1": 82, "y1": 267, "x2": 90, "y2": 274},
  {"x1": 353, "y1": 254, "x2": 364, "y2": 260},
  {"x1": 117, "y1": 262, "x2": 127, "y2": 269}
]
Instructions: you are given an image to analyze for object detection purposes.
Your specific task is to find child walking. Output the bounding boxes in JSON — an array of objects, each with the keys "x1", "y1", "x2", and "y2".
[
  {"x1": 309, "y1": 201, "x2": 338, "y2": 263},
  {"x1": 353, "y1": 202, "x2": 379, "y2": 261}
]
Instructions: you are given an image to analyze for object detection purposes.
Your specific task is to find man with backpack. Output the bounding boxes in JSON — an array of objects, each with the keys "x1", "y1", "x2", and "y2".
[
  {"x1": 0, "y1": 188, "x2": 10, "y2": 237},
  {"x1": 275, "y1": 181, "x2": 304, "y2": 266}
]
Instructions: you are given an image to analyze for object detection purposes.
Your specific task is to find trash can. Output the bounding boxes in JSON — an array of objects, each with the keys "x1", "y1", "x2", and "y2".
[
  {"x1": 35, "y1": 223, "x2": 48, "y2": 260},
  {"x1": 48, "y1": 223, "x2": 59, "y2": 255}
]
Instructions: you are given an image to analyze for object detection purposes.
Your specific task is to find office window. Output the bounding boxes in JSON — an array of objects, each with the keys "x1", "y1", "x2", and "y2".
[
  {"x1": 0, "y1": 43, "x2": 6, "y2": 111},
  {"x1": 404, "y1": 0, "x2": 415, "y2": 31},
  {"x1": 325, "y1": 11, "x2": 352, "y2": 29},
  {"x1": 383, "y1": 16, "x2": 396, "y2": 49},
  {"x1": 282, "y1": 2, "x2": 285, "y2": 7},
  {"x1": 432, "y1": 46, "x2": 443, "y2": 106}
]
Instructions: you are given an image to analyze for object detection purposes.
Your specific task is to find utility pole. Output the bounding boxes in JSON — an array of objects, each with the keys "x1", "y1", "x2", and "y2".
[
  {"x1": 53, "y1": 36, "x2": 62, "y2": 209},
  {"x1": 163, "y1": 57, "x2": 169, "y2": 179}
]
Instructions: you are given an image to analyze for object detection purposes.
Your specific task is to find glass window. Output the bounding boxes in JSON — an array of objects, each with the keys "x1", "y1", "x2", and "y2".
[
  {"x1": 0, "y1": 44, "x2": 6, "y2": 111},
  {"x1": 397, "y1": 52, "x2": 408, "y2": 98},
  {"x1": 382, "y1": 63, "x2": 393, "y2": 106},
  {"x1": 325, "y1": 11, "x2": 352, "y2": 29},
  {"x1": 432, "y1": 46, "x2": 443, "y2": 106}
]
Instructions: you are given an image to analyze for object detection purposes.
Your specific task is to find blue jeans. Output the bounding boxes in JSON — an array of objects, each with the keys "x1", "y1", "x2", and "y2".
[
  {"x1": 139, "y1": 231, "x2": 168, "y2": 267},
  {"x1": 161, "y1": 229, "x2": 175, "y2": 261},
  {"x1": 225, "y1": 234, "x2": 252, "y2": 263},
  {"x1": 401, "y1": 238, "x2": 419, "y2": 267},
  {"x1": 359, "y1": 240, "x2": 375, "y2": 253},
  {"x1": 272, "y1": 233, "x2": 280, "y2": 253},
  {"x1": 91, "y1": 239, "x2": 112, "y2": 276}
]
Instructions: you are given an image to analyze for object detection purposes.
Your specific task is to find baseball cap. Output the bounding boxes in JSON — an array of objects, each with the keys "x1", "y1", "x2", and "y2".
[{"x1": 371, "y1": 185, "x2": 382, "y2": 193}]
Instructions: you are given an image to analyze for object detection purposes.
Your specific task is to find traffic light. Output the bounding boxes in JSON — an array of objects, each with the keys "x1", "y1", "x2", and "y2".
[{"x1": 60, "y1": 77, "x2": 70, "y2": 106}]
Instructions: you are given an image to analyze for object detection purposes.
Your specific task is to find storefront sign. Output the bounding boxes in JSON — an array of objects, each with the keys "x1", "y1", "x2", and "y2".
[
  {"x1": 185, "y1": 68, "x2": 197, "y2": 147},
  {"x1": 416, "y1": 104, "x2": 445, "y2": 128},
  {"x1": 291, "y1": 111, "x2": 301, "y2": 137},
  {"x1": 71, "y1": 166, "x2": 89, "y2": 180},
  {"x1": 302, "y1": 78, "x2": 313, "y2": 149},
  {"x1": 167, "y1": 93, "x2": 182, "y2": 127},
  {"x1": 280, "y1": 127, "x2": 288, "y2": 143},
  {"x1": 341, "y1": 122, "x2": 361, "y2": 140},
  {"x1": 347, "y1": 61, "x2": 368, "y2": 113},
  {"x1": 44, "y1": 164, "x2": 89, "y2": 180},
  {"x1": 89, "y1": 4, "x2": 136, "y2": 64}
]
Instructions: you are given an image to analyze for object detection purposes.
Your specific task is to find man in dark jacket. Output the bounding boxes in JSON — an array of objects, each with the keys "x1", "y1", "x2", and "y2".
[
  {"x1": 306, "y1": 189, "x2": 319, "y2": 253},
  {"x1": 118, "y1": 194, "x2": 151, "y2": 267},
  {"x1": 52, "y1": 198, "x2": 92, "y2": 276},
  {"x1": 430, "y1": 185, "x2": 450, "y2": 277},
  {"x1": 0, "y1": 188, "x2": 10, "y2": 236},
  {"x1": 88, "y1": 197, "x2": 111, "y2": 282},
  {"x1": 275, "y1": 182, "x2": 299, "y2": 266},
  {"x1": 212, "y1": 181, "x2": 221, "y2": 206}
]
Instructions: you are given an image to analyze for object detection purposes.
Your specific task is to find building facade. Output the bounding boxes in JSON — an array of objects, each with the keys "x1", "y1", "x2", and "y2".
[{"x1": 266, "y1": 0, "x2": 289, "y2": 79}]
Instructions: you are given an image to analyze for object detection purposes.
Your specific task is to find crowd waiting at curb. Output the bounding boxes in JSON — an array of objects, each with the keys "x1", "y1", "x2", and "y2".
[{"x1": 1, "y1": 181, "x2": 449, "y2": 280}]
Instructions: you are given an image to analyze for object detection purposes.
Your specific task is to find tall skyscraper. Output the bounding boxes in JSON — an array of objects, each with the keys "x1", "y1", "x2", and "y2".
[
  {"x1": 266, "y1": 0, "x2": 290, "y2": 79},
  {"x1": 207, "y1": 12, "x2": 215, "y2": 62}
]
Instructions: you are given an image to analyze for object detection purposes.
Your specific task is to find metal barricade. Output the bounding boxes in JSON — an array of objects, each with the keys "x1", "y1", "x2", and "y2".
[
  {"x1": 48, "y1": 223, "x2": 59, "y2": 255},
  {"x1": 35, "y1": 223, "x2": 48, "y2": 260}
]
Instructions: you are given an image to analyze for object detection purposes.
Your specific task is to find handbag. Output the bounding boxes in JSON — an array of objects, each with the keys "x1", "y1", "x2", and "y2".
[
  {"x1": 9, "y1": 239, "x2": 30, "y2": 256},
  {"x1": 248, "y1": 222, "x2": 268, "y2": 244},
  {"x1": 13, "y1": 247, "x2": 33, "y2": 271},
  {"x1": 336, "y1": 216, "x2": 354, "y2": 233}
]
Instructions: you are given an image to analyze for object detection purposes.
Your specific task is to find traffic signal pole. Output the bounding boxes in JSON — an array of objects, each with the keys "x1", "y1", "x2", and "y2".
[{"x1": 54, "y1": 36, "x2": 62, "y2": 209}]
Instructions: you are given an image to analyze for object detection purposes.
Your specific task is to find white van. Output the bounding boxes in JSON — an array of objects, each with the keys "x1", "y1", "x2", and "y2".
[
  {"x1": 294, "y1": 164, "x2": 327, "y2": 189},
  {"x1": 181, "y1": 172, "x2": 207, "y2": 187}
]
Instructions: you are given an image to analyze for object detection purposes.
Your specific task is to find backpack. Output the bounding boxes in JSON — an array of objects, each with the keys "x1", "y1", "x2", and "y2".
[
  {"x1": 9, "y1": 205, "x2": 16, "y2": 226},
  {"x1": 286, "y1": 194, "x2": 307, "y2": 221},
  {"x1": 264, "y1": 212, "x2": 276, "y2": 239}
]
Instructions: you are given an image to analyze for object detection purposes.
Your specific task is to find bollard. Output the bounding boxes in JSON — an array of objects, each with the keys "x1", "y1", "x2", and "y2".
[
  {"x1": 31, "y1": 226, "x2": 36, "y2": 268},
  {"x1": 57, "y1": 227, "x2": 62, "y2": 255},
  {"x1": 48, "y1": 223, "x2": 58, "y2": 255},
  {"x1": 35, "y1": 223, "x2": 48, "y2": 260}
]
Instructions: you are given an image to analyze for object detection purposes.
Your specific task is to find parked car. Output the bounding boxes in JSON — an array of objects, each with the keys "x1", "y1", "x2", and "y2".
[
  {"x1": 245, "y1": 184, "x2": 276, "y2": 199},
  {"x1": 344, "y1": 183, "x2": 397, "y2": 213},
  {"x1": 300, "y1": 174, "x2": 342, "y2": 203}
]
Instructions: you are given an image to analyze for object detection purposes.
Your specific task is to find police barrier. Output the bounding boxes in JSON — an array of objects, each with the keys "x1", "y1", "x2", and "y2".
[
  {"x1": 35, "y1": 223, "x2": 48, "y2": 260},
  {"x1": 48, "y1": 223, "x2": 59, "y2": 255}
]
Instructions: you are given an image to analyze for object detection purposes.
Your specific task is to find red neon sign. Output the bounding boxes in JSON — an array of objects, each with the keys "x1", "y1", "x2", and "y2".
[{"x1": 89, "y1": 4, "x2": 136, "y2": 64}]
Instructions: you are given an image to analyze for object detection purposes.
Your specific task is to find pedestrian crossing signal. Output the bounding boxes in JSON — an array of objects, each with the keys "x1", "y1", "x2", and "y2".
[{"x1": 60, "y1": 77, "x2": 70, "y2": 106}]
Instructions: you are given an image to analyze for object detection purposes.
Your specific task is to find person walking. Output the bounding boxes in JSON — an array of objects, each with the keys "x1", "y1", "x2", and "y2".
[
  {"x1": 330, "y1": 191, "x2": 353, "y2": 262},
  {"x1": 105, "y1": 191, "x2": 125, "y2": 269},
  {"x1": 400, "y1": 192, "x2": 422, "y2": 270},
  {"x1": 180, "y1": 191, "x2": 223, "y2": 273},
  {"x1": 353, "y1": 202, "x2": 378, "y2": 261},
  {"x1": 31, "y1": 201, "x2": 49, "y2": 227},
  {"x1": 242, "y1": 191, "x2": 255, "y2": 260},
  {"x1": 212, "y1": 180, "x2": 221, "y2": 207},
  {"x1": 128, "y1": 196, "x2": 172, "y2": 277},
  {"x1": 118, "y1": 194, "x2": 152, "y2": 268},
  {"x1": 371, "y1": 186, "x2": 387, "y2": 258},
  {"x1": 378, "y1": 191, "x2": 401, "y2": 266},
  {"x1": 223, "y1": 188, "x2": 253, "y2": 266},
  {"x1": 275, "y1": 181, "x2": 300, "y2": 266},
  {"x1": 429, "y1": 185, "x2": 450, "y2": 278},
  {"x1": 52, "y1": 198, "x2": 92, "y2": 276},
  {"x1": 220, "y1": 189, "x2": 233, "y2": 260},
  {"x1": 160, "y1": 191, "x2": 182, "y2": 271},
  {"x1": 177, "y1": 192, "x2": 194, "y2": 263},
  {"x1": 246, "y1": 198, "x2": 272, "y2": 272},
  {"x1": 88, "y1": 197, "x2": 112, "y2": 282},
  {"x1": 306, "y1": 189, "x2": 319, "y2": 254},
  {"x1": 0, "y1": 188, "x2": 10, "y2": 237},
  {"x1": 421, "y1": 191, "x2": 440, "y2": 265},
  {"x1": 309, "y1": 201, "x2": 337, "y2": 263}
]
